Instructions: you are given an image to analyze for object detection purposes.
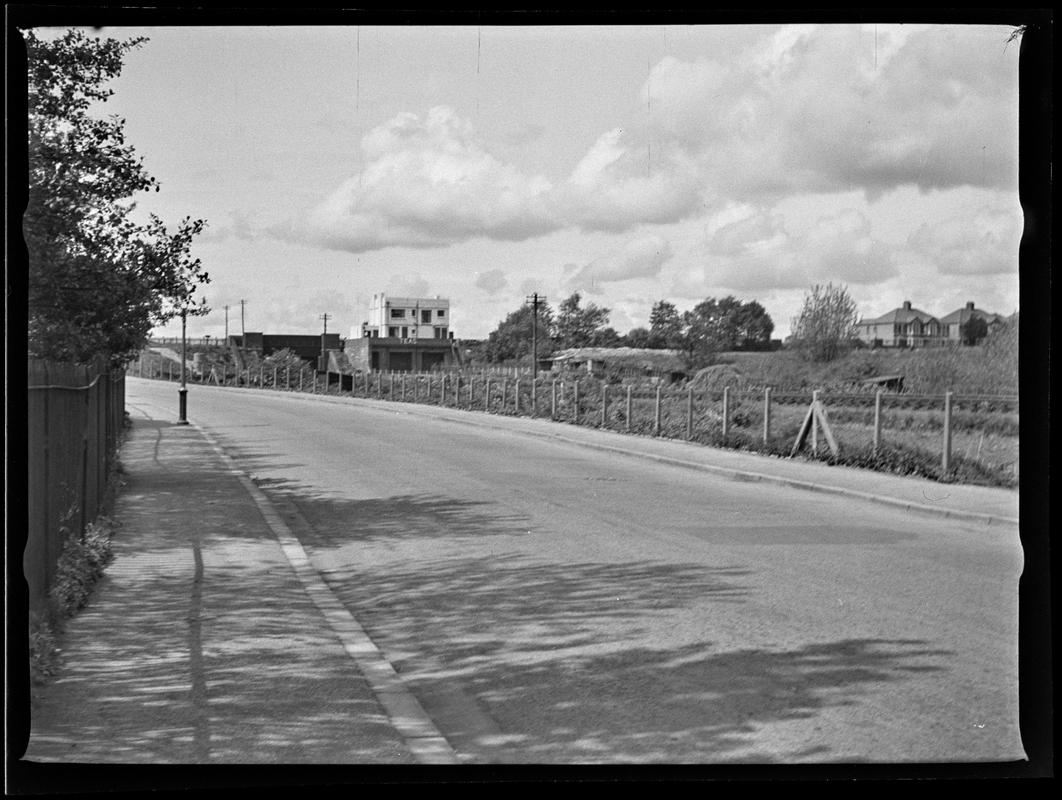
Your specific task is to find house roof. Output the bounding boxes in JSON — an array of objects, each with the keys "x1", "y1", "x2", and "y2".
[
  {"x1": 858, "y1": 305, "x2": 938, "y2": 326},
  {"x1": 551, "y1": 347, "x2": 686, "y2": 371},
  {"x1": 938, "y1": 306, "x2": 1004, "y2": 325}
]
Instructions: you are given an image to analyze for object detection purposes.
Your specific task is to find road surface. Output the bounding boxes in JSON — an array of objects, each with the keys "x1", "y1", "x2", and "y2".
[{"x1": 126, "y1": 378, "x2": 1025, "y2": 764}]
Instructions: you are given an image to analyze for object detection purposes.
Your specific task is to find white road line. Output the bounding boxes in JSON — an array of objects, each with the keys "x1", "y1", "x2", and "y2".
[{"x1": 194, "y1": 423, "x2": 460, "y2": 765}]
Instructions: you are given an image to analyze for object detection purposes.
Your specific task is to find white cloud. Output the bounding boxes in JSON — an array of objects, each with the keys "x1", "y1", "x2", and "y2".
[
  {"x1": 908, "y1": 203, "x2": 1022, "y2": 275},
  {"x1": 565, "y1": 235, "x2": 673, "y2": 294},
  {"x1": 474, "y1": 269, "x2": 509, "y2": 295}
]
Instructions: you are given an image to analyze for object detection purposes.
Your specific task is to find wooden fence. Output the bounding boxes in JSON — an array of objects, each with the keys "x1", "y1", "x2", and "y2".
[
  {"x1": 131, "y1": 358, "x2": 1019, "y2": 484},
  {"x1": 26, "y1": 360, "x2": 126, "y2": 615}
]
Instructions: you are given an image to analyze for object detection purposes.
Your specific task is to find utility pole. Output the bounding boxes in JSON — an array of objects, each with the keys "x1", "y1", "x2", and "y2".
[
  {"x1": 319, "y1": 313, "x2": 331, "y2": 372},
  {"x1": 224, "y1": 305, "x2": 230, "y2": 341},
  {"x1": 527, "y1": 293, "x2": 546, "y2": 379},
  {"x1": 240, "y1": 299, "x2": 247, "y2": 337}
]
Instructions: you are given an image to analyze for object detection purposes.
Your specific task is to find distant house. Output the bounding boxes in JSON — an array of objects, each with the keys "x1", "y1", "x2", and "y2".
[
  {"x1": 550, "y1": 347, "x2": 687, "y2": 382},
  {"x1": 939, "y1": 301, "x2": 1007, "y2": 344},
  {"x1": 854, "y1": 301, "x2": 946, "y2": 348},
  {"x1": 345, "y1": 293, "x2": 461, "y2": 372}
]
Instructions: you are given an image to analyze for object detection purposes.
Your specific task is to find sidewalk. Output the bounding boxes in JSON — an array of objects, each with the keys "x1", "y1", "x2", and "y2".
[{"x1": 22, "y1": 406, "x2": 449, "y2": 765}]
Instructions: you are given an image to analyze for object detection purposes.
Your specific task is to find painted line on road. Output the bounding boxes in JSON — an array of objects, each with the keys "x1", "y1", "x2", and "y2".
[{"x1": 192, "y1": 422, "x2": 461, "y2": 765}]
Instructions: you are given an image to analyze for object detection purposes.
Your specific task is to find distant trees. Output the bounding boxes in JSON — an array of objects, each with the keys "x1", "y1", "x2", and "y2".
[
  {"x1": 477, "y1": 291, "x2": 774, "y2": 365},
  {"x1": 24, "y1": 29, "x2": 209, "y2": 367},
  {"x1": 555, "y1": 292, "x2": 611, "y2": 350},
  {"x1": 480, "y1": 302, "x2": 556, "y2": 363},
  {"x1": 789, "y1": 283, "x2": 859, "y2": 362},
  {"x1": 960, "y1": 316, "x2": 990, "y2": 346},
  {"x1": 648, "y1": 300, "x2": 685, "y2": 350}
]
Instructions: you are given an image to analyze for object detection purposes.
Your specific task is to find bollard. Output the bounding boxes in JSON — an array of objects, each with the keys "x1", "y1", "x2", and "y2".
[
  {"x1": 873, "y1": 390, "x2": 882, "y2": 453},
  {"x1": 626, "y1": 385, "x2": 632, "y2": 433},
  {"x1": 654, "y1": 385, "x2": 662, "y2": 436},
  {"x1": 763, "y1": 387, "x2": 772, "y2": 445},
  {"x1": 942, "y1": 391, "x2": 953, "y2": 475}
]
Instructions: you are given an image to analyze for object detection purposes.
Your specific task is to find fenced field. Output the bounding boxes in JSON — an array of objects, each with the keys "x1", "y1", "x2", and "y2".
[{"x1": 129, "y1": 354, "x2": 1019, "y2": 489}]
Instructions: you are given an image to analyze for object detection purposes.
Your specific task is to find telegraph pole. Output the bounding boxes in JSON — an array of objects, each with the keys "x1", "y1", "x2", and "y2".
[
  {"x1": 319, "y1": 313, "x2": 331, "y2": 371},
  {"x1": 240, "y1": 299, "x2": 247, "y2": 337},
  {"x1": 224, "y1": 304, "x2": 230, "y2": 341},
  {"x1": 526, "y1": 293, "x2": 546, "y2": 379}
]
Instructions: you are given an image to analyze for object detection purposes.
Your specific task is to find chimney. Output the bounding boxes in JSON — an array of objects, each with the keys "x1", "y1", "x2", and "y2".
[
  {"x1": 902, "y1": 300, "x2": 912, "y2": 310},
  {"x1": 965, "y1": 301, "x2": 975, "y2": 310}
]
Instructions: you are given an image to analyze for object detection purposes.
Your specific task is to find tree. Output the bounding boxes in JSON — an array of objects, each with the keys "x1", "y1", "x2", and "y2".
[
  {"x1": 555, "y1": 292, "x2": 610, "y2": 350},
  {"x1": 481, "y1": 302, "x2": 556, "y2": 363},
  {"x1": 732, "y1": 300, "x2": 775, "y2": 349},
  {"x1": 960, "y1": 316, "x2": 989, "y2": 346},
  {"x1": 24, "y1": 29, "x2": 209, "y2": 366},
  {"x1": 789, "y1": 283, "x2": 859, "y2": 362},
  {"x1": 648, "y1": 300, "x2": 685, "y2": 350},
  {"x1": 623, "y1": 327, "x2": 652, "y2": 349}
]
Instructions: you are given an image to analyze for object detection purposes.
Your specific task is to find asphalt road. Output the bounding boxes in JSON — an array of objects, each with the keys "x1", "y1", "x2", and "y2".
[{"x1": 127, "y1": 379, "x2": 1025, "y2": 764}]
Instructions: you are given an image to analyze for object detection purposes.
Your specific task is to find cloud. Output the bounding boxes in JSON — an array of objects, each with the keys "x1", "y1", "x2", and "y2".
[
  {"x1": 278, "y1": 26, "x2": 1017, "y2": 254},
  {"x1": 565, "y1": 234, "x2": 674, "y2": 294},
  {"x1": 908, "y1": 203, "x2": 1022, "y2": 275},
  {"x1": 675, "y1": 206, "x2": 898, "y2": 295},
  {"x1": 474, "y1": 269, "x2": 508, "y2": 295},
  {"x1": 292, "y1": 106, "x2": 556, "y2": 253},
  {"x1": 640, "y1": 25, "x2": 1018, "y2": 201},
  {"x1": 385, "y1": 272, "x2": 432, "y2": 298}
]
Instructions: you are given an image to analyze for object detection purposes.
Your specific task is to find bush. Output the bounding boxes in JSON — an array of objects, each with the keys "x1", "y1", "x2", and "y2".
[{"x1": 29, "y1": 518, "x2": 116, "y2": 685}]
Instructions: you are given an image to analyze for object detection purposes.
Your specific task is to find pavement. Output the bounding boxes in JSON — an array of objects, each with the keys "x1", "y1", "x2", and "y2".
[{"x1": 19, "y1": 384, "x2": 1020, "y2": 769}]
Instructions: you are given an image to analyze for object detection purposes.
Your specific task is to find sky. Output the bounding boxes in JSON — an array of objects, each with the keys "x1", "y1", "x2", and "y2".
[{"x1": 39, "y1": 22, "x2": 1023, "y2": 342}]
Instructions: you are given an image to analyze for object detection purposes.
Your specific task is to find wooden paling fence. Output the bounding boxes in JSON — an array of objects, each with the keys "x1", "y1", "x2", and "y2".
[{"x1": 26, "y1": 360, "x2": 126, "y2": 615}]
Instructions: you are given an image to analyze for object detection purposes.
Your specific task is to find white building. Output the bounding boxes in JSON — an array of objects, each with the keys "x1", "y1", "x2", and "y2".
[{"x1": 353, "y1": 294, "x2": 451, "y2": 340}]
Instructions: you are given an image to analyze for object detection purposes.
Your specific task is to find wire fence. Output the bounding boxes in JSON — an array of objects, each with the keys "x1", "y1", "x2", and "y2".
[{"x1": 129, "y1": 353, "x2": 1019, "y2": 487}]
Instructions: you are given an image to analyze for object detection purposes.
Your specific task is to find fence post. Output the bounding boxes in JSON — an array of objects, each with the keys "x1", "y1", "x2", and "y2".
[
  {"x1": 873, "y1": 390, "x2": 882, "y2": 453},
  {"x1": 485, "y1": 377, "x2": 492, "y2": 412},
  {"x1": 686, "y1": 386, "x2": 693, "y2": 440},
  {"x1": 551, "y1": 380, "x2": 557, "y2": 419},
  {"x1": 654, "y1": 385, "x2": 662, "y2": 436},
  {"x1": 942, "y1": 391, "x2": 953, "y2": 475},
  {"x1": 139, "y1": 358, "x2": 144, "y2": 378},
  {"x1": 501, "y1": 378, "x2": 507, "y2": 412},
  {"x1": 468, "y1": 375, "x2": 474, "y2": 407},
  {"x1": 722, "y1": 387, "x2": 730, "y2": 442},
  {"x1": 601, "y1": 382, "x2": 608, "y2": 427},
  {"x1": 626, "y1": 386, "x2": 632, "y2": 433},
  {"x1": 515, "y1": 378, "x2": 520, "y2": 413},
  {"x1": 573, "y1": 379, "x2": 579, "y2": 423},
  {"x1": 285, "y1": 365, "x2": 291, "y2": 390},
  {"x1": 762, "y1": 387, "x2": 772, "y2": 445},
  {"x1": 811, "y1": 390, "x2": 820, "y2": 455},
  {"x1": 390, "y1": 372, "x2": 395, "y2": 400}
]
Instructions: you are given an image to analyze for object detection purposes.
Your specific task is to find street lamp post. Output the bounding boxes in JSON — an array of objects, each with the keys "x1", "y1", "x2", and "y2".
[{"x1": 177, "y1": 307, "x2": 189, "y2": 425}]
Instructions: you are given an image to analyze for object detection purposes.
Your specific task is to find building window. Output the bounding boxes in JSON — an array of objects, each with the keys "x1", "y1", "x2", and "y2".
[
  {"x1": 390, "y1": 308, "x2": 405, "y2": 318},
  {"x1": 388, "y1": 327, "x2": 398, "y2": 337},
  {"x1": 421, "y1": 309, "x2": 432, "y2": 324},
  {"x1": 437, "y1": 309, "x2": 446, "y2": 318}
]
